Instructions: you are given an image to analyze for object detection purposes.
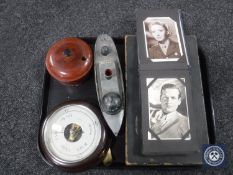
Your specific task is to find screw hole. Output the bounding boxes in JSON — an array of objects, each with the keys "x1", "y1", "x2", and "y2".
[
  {"x1": 63, "y1": 48, "x2": 72, "y2": 57},
  {"x1": 82, "y1": 57, "x2": 87, "y2": 61}
]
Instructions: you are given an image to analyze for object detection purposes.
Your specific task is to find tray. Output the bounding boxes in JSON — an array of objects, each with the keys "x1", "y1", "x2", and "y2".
[{"x1": 37, "y1": 37, "x2": 215, "y2": 169}]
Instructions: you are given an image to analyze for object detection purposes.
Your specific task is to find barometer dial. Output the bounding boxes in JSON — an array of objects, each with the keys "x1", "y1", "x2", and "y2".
[{"x1": 39, "y1": 101, "x2": 109, "y2": 171}]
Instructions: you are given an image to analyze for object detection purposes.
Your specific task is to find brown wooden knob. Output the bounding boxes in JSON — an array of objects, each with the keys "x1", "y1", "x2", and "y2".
[{"x1": 45, "y1": 38, "x2": 93, "y2": 85}]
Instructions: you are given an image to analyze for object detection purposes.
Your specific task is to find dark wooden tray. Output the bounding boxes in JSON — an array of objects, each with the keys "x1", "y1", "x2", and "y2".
[{"x1": 37, "y1": 37, "x2": 215, "y2": 169}]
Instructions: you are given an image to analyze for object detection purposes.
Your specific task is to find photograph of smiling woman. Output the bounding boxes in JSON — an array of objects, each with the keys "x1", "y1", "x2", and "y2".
[{"x1": 143, "y1": 17, "x2": 183, "y2": 62}]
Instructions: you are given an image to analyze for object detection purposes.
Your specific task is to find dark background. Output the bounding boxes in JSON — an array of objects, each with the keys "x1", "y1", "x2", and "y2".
[{"x1": 0, "y1": 0, "x2": 232, "y2": 174}]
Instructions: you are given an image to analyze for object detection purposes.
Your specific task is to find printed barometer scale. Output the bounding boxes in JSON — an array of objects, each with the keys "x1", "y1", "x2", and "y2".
[{"x1": 39, "y1": 101, "x2": 110, "y2": 171}]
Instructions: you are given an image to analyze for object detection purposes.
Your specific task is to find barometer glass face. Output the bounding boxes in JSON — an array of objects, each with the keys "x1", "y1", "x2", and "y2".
[{"x1": 43, "y1": 104, "x2": 102, "y2": 163}]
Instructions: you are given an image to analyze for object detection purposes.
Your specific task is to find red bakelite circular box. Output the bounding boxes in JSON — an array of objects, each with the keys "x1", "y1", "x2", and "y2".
[{"x1": 45, "y1": 38, "x2": 93, "y2": 85}]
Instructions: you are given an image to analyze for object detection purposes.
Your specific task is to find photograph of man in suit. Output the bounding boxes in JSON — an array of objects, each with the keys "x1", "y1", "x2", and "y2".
[
  {"x1": 148, "y1": 21, "x2": 181, "y2": 59},
  {"x1": 149, "y1": 83, "x2": 190, "y2": 140}
]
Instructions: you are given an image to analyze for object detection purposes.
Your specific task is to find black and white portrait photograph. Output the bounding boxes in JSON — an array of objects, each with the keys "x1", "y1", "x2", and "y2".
[
  {"x1": 147, "y1": 78, "x2": 190, "y2": 140},
  {"x1": 143, "y1": 17, "x2": 183, "y2": 61}
]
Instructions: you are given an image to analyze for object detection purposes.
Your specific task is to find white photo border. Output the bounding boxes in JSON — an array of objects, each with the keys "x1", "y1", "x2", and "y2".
[
  {"x1": 143, "y1": 17, "x2": 183, "y2": 62},
  {"x1": 146, "y1": 78, "x2": 191, "y2": 140}
]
